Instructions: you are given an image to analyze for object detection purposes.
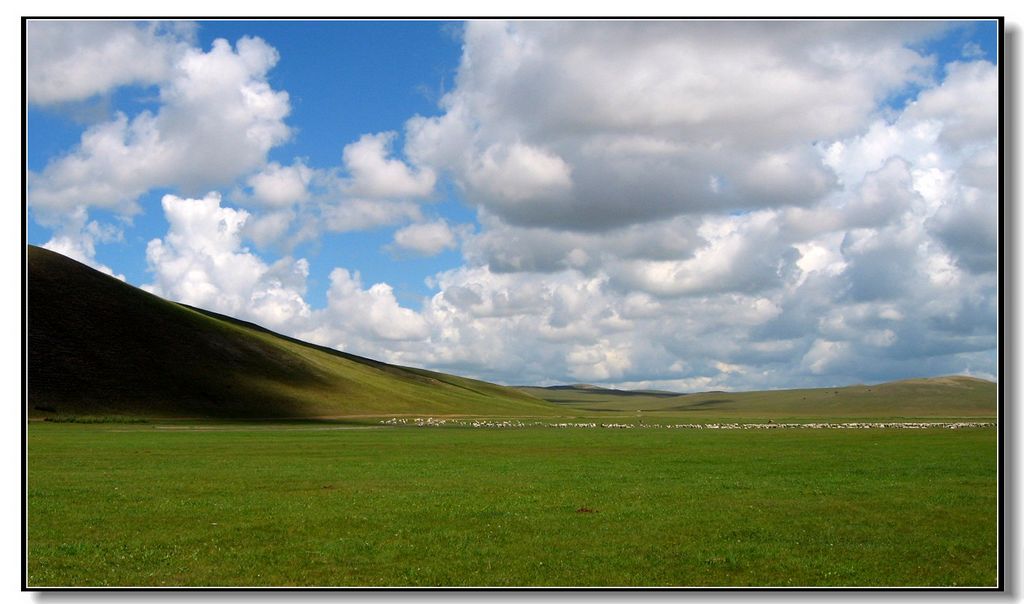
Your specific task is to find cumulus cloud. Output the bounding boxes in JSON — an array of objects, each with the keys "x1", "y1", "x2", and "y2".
[
  {"x1": 243, "y1": 161, "x2": 313, "y2": 208},
  {"x1": 405, "y1": 20, "x2": 941, "y2": 231},
  {"x1": 29, "y1": 34, "x2": 291, "y2": 222},
  {"x1": 228, "y1": 132, "x2": 440, "y2": 248},
  {"x1": 322, "y1": 199, "x2": 423, "y2": 233},
  {"x1": 928, "y1": 191, "x2": 997, "y2": 273},
  {"x1": 462, "y1": 213, "x2": 702, "y2": 275},
  {"x1": 342, "y1": 132, "x2": 436, "y2": 199},
  {"x1": 315, "y1": 269, "x2": 431, "y2": 343},
  {"x1": 605, "y1": 211, "x2": 799, "y2": 298},
  {"x1": 391, "y1": 220, "x2": 459, "y2": 256},
  {"x1": 464, "y1": 142, "x2": 574, "y2": 205},
  {"x1": 566, "y1": 340, "x2": 633, "y2": 382},
  {"x1": 243, "y1": 210, "x2": 296, "y2": 249},
  {"x1": 26, "y1": 20, "x2": 189, "y2": 105},
  {"x1": 39, "y1": 206, "x2": 126, "y2": 279},
  {"x1": 823, "y1": 58, "x2": 998, "y2": 277},
  {"x1": 144, "y1": 193, "x2": 311, "y2": 331},
  {"x1": 902, "y1": 60, "x2": 998, "y2": 148},
  {"x1": 802, "y1": 339, "x2": 851, "y2": 375}
]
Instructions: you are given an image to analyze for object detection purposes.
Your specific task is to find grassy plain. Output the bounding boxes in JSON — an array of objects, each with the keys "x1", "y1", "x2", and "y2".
[
  {"x1": 27, "y1": 420, "x2": 997, "y2": 587},
  {"x1": 519, "y1": 375, "x2": 997, "y2": 419}
]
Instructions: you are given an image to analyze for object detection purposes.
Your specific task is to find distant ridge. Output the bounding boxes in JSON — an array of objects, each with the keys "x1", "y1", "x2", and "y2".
[
  {"x1": 519, "y1": 376, "x2": 996, "y2": 418},
  {"x1": 526, "y1": 384, "x2": 681, "y2": 398},
  {"x1": 26, "y1": 245, "x2": 559, "y2": 419}
]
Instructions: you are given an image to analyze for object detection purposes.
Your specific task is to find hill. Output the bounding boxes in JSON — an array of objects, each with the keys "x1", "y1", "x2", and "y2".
[
  {"x1": 518, "y1": 384, "x2": 680, "y2": 402},
  {"x1": 520, "y1": 376, "x2": 997, "y2": 419},
  {"x1": 26, "y1": 245, "x2": 558, "y2": 419}
]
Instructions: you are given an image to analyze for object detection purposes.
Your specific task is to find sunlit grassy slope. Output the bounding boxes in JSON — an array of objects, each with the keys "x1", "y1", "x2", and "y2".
[
  {"x1": 519, "y1": 376, "x2": 997, "y2": 419},
  {"x1": 27, "y1": 245, "x2": 558, "y2": 418}
]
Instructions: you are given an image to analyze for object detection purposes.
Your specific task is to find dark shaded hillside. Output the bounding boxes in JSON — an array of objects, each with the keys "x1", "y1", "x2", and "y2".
[{"x1": 26, "y1": 245, "x2": 557, "y2": 418}]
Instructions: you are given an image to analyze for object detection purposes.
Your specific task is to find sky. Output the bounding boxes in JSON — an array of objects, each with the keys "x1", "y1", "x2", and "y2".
[{"x1": 24, "y1": 19, "x2": 1000, "y2": 391}]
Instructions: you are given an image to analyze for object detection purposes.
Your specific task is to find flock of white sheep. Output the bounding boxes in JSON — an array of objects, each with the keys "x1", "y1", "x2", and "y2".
[{"x1": 378, "y1": 417, "x2": 994, "y2": 430}]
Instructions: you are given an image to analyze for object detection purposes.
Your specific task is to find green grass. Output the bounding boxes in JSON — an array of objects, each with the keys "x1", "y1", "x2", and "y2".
[
  {"x1": 41, "y1": 416, "x2": 149, "y2": 424},
  {"x1": 519, "y1": 375, "x2": 997, "y2": 419},
  {"x1": 27, "y1": 421, "x2": 997, "y2": 587}
]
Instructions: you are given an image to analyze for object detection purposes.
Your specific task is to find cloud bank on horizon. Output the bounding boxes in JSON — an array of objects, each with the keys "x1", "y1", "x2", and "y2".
[{"x1": 26, "y1": 19, "x2": 999, "y2": 391}]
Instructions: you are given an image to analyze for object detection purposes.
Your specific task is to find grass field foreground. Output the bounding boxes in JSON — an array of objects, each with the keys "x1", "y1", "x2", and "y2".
[{"x1": 27, "y1": 421, "x2": 997, "y2": 587}]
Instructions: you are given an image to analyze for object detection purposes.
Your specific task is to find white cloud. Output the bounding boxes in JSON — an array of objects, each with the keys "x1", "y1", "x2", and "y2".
[
  {"x1": 802, "y1": 339, "x2": 851, "y2": 375},
  {"x1": 961, "y1": 42, "x2": 984, "y2": 59},
  {"x1": 244, "y1": 161, "x2": 313, "y2": 208},
  {"x1": 794, "y1": 235, "x2": 847, "y2": 281},
  {"x1": 322, "y1": 199, "x2": 422, "y2": 233},
  {"x1": 392, "y1": 221, "x2": 459, "y2": 256},
  {"x1": 26, "y1": 21, "x2": 188, "y2": 105},
  {"x1": 405, "y1": 20, "x2": 941, "y2": 230},
  {"x1": 39, "y1": 206, "x2": 126, "y2": 280},
  {"x1": 826, "y1": 58, "x2": 998, "y2": 280},
  {"x1": 462, "y1": 212, "x2": 702, "y2": 275},
  {"x1": 903, "y1": 60, "x2": 998, "y2": 148},
  {"x1": 143, "y1": 193, "x2": 311, "y2": 331},
  {"x1": 342, "y1": 132, "x2": 436, "y2": 199},
  {"x1": 465, "y1": 142, "x2": 573, "y2": 204},
  {"x1": 928, "y1": 189, "x2": 997, "y2": 274},
  {"x1": 567, "y1": 340, "x2": 632, "y2": 381},
  {"x1": 605, "y1": 211, "x2": 797, "y2": 298},
  {"x1": 317, "y1": 269, "x2": 431, "y2": 343},
  {"x1": 243, "y1": 210, "x2": 296, "y2": 249},
  {"x1": 29, "y1": 34, "x2": 291, "y2": 222}
]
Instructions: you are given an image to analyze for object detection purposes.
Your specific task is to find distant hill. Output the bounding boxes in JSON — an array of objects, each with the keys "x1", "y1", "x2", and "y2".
[
  {"x1": 520, "y1": 376, "x2": 997, "y2": 418},
  {"x1": 519, "y1": 384, "x2": 680, "y2": 401},
  {"x1": 26, "y1": 245, "x2": 559, "y2": 419},
  {"x1": 546, "y1": 384, "x2": 608, "y2": 391}
]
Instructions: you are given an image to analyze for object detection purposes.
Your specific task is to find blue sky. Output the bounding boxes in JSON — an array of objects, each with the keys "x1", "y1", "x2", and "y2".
[
  {"x1": 26, "y1": 19, "x2": 999, "y2": 389},
  {"x1": 28, "y1": 20, "x2": 468, "y2": 308}
]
